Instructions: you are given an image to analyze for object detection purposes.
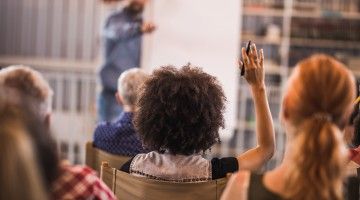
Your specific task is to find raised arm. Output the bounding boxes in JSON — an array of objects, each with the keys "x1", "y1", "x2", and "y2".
[
  {"x1": 102, "y1": 11, "x2": 156, "y2": 41},
  {"x1": 236, "y1": 44, "x2": 275, "y2": 170},
  {"x1": 102, "y1": 18, "x2": 143, "y2": 41}
]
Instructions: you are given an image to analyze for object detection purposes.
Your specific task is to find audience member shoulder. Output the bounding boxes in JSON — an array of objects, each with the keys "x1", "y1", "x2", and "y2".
[{"x1": 52, "y1": 162, "x2": 116, "y2": 200}]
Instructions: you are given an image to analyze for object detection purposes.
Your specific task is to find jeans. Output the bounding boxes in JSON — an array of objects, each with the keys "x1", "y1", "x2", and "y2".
[{"x1": 97, "y1": 89, "x2": 122, "y2": 123}]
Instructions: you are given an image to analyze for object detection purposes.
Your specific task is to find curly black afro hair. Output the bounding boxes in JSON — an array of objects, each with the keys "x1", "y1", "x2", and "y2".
[{"x1": 133, "y1": 64, "x2": 226, "y2": 155}]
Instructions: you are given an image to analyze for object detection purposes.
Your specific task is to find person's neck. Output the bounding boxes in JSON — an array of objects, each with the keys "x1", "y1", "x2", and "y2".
[
  {"x1": 268, "y1": 133, "x2": 297, "y2": 179},
  {"x1": 279, "y1": 133, "x2": 296, "y2": 165},
  {"x1": 263, "y1": 135, "x2": 295, "y2": 196}
]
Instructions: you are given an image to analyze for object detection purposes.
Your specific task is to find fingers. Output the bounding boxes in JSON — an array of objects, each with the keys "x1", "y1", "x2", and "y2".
[
  {"x1": 250, "y1": 44, "x2": 258, "y2": 61},
  {"x1": 259, "y1": 49, "x2": 264, "y2": 67},
  {"x1": 250, "y1": 44, "x2": 261, "y2": 67},
  {"x1": 241, "y1": 47, "x2": 247, "y2": 61},
  {"x1": 238, "y1": 60, "x2": 246, "y2": 76},
  {"x1": 246, "y1": 44, "x2": 259, "y2": 68},
  {"x1": 241, "y1": 47, "x2": 250, "y2": 67},
  {"x1": 149, "y1": 23, "x2": 156, "y2": 31},
  {"x1": 242, "y1": 44, "x2": 264, "y2": 76},
  {"x1": 142, "y1": 22, "x2": 156, "y2": 33}
]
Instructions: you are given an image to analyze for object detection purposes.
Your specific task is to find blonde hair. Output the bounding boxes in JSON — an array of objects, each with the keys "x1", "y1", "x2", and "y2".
[
  {"x1": 0, "y1": 65, "x2": 53, "y2": 118},
  {"x1": 118, "y1": 68, "x2": 148, "y2": 106},
  {"x1": 282, "y1": 54, "x2": 356, "y2": 200},
  {"x1": 0, "y1": 114, "x2": 48, "y2": 200}
]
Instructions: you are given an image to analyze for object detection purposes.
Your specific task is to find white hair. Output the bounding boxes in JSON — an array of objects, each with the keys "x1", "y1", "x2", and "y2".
[
  {"x1": 118, "y1": 68, "x2": 148, "y2": 106},
  {"x1": 0, "y1": 65, "x2": 53, "y2": 119}
]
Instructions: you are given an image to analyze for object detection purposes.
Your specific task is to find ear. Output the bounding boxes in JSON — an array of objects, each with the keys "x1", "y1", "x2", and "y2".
[
  {"x1": 44, "y1": 113, "x2": 51, "y2": 129},
  {"x1": 115, "y1": 92, "x2": 124, "y2": 106}
]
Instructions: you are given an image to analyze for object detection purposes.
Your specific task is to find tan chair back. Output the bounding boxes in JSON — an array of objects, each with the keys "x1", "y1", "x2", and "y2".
[
  {"x1": 100, "y1": 162, "x2": 117, "y2": 191},
  {"x1": 100, "y1": 162, "x2": 228, "y2": 200},
  {"x1": 85, "y1": 142, "x2": 130, "y2": 174}
]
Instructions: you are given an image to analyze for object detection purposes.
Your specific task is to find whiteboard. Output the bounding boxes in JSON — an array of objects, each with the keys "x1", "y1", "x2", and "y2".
[{"x1": 142, "y1": 0, "x2": 241, "y2": 138}]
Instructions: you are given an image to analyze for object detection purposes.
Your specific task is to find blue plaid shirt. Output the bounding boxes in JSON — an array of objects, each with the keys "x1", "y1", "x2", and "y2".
[{"x1": 93, "y1": 112, "x2": 145, "y2": 156}]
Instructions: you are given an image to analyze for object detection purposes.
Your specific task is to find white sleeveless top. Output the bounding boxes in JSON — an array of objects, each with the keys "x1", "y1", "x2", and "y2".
[{"x1": 129, "y1": 151, "x2": 212, "y2": 182}]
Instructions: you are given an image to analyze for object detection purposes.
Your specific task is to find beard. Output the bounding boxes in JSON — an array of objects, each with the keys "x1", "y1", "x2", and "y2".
[{"x1": 127, "y1": 2, "x2": 144, "y2": 15}]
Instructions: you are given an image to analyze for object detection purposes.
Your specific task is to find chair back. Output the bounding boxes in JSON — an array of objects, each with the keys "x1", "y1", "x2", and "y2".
[
  {"x1": 85, "y1": 141, "x2": 130, "y2": 174},
  {"x1": 100, "y1": 162, "x2": 228, "y2": 200},
  {"x1": 100, "y1": 162, "x2": 117, "y2": 191}
]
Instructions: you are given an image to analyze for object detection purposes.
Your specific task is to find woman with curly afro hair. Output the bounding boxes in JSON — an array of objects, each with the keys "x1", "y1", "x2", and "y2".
[{"x1": 120, "y1": 43, "x2": 275, "y2": 182}]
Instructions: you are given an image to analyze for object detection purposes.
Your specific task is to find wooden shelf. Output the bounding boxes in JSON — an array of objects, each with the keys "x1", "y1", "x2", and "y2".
[
  {"x1": 290, "y1": 38, "x2": 360, "y2": 49},
  {"x1": 243, "y1": 6, "x2": 360, "y2": 20},
  {"x1": 242, "y1": 34, "x2": 282, "y2": 45},
  {"x1": 242, "y1": 34, "x2": 360, "y2": 49},
  {"x1": 264, "y1": 63, "x2": 282, "y2": 75},
  {"x1": 292, "y1": 10, "x2": 360, "y2": 20},
  {"x1": 243, "y1": 7, "x2": 284, "y2": 17}
]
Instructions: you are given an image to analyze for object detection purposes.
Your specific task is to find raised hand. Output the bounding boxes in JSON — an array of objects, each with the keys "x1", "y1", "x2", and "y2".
[
  {"x1": 141, "y1": 22, "x2": 156, "y2": 33},
  {"x1": 239, "y1": 43, "x2": 265, "y2": 89}
]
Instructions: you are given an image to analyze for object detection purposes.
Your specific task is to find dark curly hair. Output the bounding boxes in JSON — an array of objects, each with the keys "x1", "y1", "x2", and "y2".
[{"x1": 134, "y1": 65, "x2": 226, "y2": 155}]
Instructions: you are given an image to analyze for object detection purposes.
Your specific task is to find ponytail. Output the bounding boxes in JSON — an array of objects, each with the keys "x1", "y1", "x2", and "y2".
[{"x1": 285, "y1": 115, "x2": 347, "y2": 200}]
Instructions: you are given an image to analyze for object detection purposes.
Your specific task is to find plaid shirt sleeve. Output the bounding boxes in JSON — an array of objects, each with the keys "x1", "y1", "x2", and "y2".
[{"x1": 52, "y1": 163, "x2": 117, "y2": 200}]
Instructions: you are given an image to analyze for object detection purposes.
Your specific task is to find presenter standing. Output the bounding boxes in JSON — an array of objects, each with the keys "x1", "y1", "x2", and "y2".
[{"x1": 99, "y1": 0, "x2": 155, "y2": 122}]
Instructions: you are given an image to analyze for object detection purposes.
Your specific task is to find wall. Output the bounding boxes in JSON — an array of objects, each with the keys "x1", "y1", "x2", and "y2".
[
  {"x1": 0, "y1": 0, "x2": 102, "y2": 164},
  {"x1": 0, "y1": 0, "x2": 100, "y2": 61},
  {"x1": 142, "y1": 0, "x2": 241, "y2": 138}
]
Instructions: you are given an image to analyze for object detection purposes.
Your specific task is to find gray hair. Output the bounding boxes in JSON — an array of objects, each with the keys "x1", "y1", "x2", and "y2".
[
  {"x1": 118, "y1": 68, "x2": 148, "y2": 106},
  {"x1": 0, "y1": 65, "x2": 53, "y2": 119}
]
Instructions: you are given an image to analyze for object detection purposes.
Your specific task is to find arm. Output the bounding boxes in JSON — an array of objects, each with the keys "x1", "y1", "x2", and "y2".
[
  {"x1": 237, "y1": 44, "x2": 275, "y2": 171},
  {"x1": 220, "y1": 171, "x2": 250, "y2": 200},
  {"x1": 102, "y1": 19, "x2": 143, "y2": 41}
]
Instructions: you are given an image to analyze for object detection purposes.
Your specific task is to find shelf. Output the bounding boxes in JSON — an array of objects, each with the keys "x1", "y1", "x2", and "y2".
[
  {"x1": 292, "y1": 10, "x2": 360, "y2": 20},
  {"x1": 243, "y1": 7, "x2": 284, "y2": 17},
  {"x1": 242, "y1": 34, "x2": 360, "y2": 49},
  {"x1": 290, "y1": 38, "x2": 360, "y2": 49},
  {"x1": 264, "y1": 63, "x2": 282, "y2": 75},
  {"x1": 242, "y1": 34, "x2": 282, "y2": 45},
  {"x1": 243, "y1": 7, "x2": 360, "y2": 20}
]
